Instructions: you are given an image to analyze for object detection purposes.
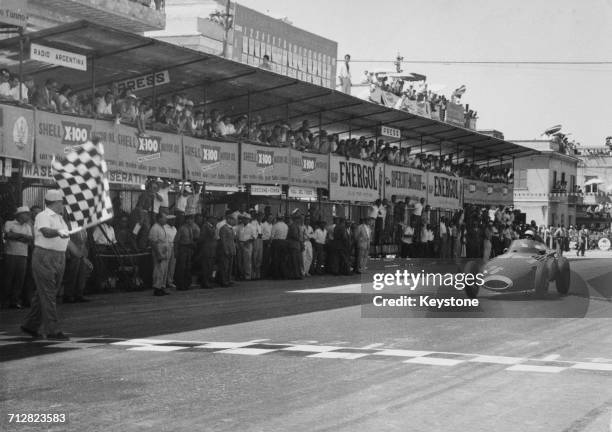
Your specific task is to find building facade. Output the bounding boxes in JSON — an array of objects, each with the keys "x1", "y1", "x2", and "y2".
[
  {"x1": 512, "y1": 140, "x2": 579, "y2": 228},
  {"x1": 147, "y1": 0, "x2": 338, "y2": 88}
]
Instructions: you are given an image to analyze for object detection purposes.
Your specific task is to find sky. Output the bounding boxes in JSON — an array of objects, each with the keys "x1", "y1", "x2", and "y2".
[{"x1": 237, "y1": 0, "x2": 612, "y2": 146}]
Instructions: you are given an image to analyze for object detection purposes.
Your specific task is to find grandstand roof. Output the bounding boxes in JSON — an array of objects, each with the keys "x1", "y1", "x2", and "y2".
[{"x1": 0, "y1": 20, "x2": 538, "y2": 163}]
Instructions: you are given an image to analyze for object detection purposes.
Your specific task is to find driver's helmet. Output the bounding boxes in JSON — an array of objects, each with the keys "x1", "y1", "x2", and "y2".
[{"x1": 523, "y1": 229, "x2": 535, "y2": 240}]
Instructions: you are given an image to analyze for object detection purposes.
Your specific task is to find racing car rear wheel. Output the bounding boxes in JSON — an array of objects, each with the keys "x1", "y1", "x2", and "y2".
[
  {"x1": 555, "y1": 257, "x2": 570, "y2": 295},
  {"x1": 534, "y1": 263, "x2": 549, "y2": 296},
  {"x1": 463, "y1": 260, "x2": 481, "y2": 299}
]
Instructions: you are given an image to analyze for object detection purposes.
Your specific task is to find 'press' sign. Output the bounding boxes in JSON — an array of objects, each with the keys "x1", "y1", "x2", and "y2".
[{"x1": 30, "y1": 43, "x2": 87, "y2": 71}]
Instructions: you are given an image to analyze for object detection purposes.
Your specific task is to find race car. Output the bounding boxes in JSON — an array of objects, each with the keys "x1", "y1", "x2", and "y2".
[{"x1": 462, "y1": 238, "x2": 571, "y2": 299}]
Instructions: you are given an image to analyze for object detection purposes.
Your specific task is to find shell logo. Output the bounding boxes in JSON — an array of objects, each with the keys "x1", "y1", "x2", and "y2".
[{"x1": 13, "y1": 116, "x2": 28, "y2": 150}]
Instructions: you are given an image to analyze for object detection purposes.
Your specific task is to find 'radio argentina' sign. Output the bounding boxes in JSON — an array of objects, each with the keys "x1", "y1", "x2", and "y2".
[
  {"x1": 426, "y1": 172, "x2": 462, "y2": 209},
  {"x1": 329, "y1": 155, "x2": 381, "y2": 202},
  {"x1": 30, "y1": 43, "x2": 87, "y2": 71}
]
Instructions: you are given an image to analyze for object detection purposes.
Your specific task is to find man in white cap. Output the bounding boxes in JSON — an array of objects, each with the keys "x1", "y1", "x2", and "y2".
[
  {"x1": 3, "y1": 206, "x2": 33, "y2": 309},
  {"x1": 21, "y1": 190, "x2": 70, "y2": 340}
]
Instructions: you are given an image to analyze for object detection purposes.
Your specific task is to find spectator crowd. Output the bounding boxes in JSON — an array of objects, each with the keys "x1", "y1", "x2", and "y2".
[{"x1": 1, "y1": 69, "x2": 505, "y2": 185}]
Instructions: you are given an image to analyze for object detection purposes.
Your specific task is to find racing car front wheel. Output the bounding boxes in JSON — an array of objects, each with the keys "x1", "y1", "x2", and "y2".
[
  {"x1": 555, "y1": 257, "x2": 570, "y2": 295},
  {"x1": 534, "y1": 263, "x2": 550, "y2": 297},
  {"x1": 463, "y1": 260, "x2": 481, "y2": 299}
]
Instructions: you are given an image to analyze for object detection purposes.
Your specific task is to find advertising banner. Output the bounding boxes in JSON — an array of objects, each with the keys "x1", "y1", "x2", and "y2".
[
  {"x1": 0, "y1": 104, "x2": 34, "y2": 162},
  {"x1": 384, "y1": 164, "x2": 427, "y2": 201},
  {"x1": 288, "y1": 149, "x2": 328, "y2": 188},
  {"x1": 462, "y1": 179, "x2": 488, "y2": 205},
  {"x1": 427, "y1": 172, "x2": 463, "y2": 209},
  {"x1": 489, "y1": 182, "x2": 513, "y2": 206},
  {"x1": 183, "y1": 136, "x2": 239, "y2": 184},
  {"x1": 114, "y1": 123, "x2": 182, "y2": 179},
  {"x1": 35, "y1": 111, "x2": 182, "y2": 179},
  {"x1": 34, "y1": 110, "x2": 97, "y2": 164},
  {"x1": 329, "y1": 155, "x2": 382, "y2": 202},
  {"x1": 445, "y1": 102, "x2": 465, "y2": 127},
  {"x1": 240, "y1": 143, "x2": 289, "y2": 185}
]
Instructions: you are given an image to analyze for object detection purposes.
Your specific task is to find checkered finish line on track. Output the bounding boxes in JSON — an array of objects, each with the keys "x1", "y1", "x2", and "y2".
[{"x1": 1, "y1": 334, "x2": 611, "y2": 374}]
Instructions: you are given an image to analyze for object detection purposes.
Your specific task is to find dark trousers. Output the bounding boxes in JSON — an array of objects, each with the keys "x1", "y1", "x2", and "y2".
[
  {"x1": 340, "y1": 246, "x2": 352, "y2": 275},
  {"x1": 63, "y1": 256, "x2": 91, "y2": 300},
  {"x1": 286, "y1": 242, "x2": 303, "y2": 279},
  {"x1": 400, "y1": 242, "x2": 414, "y2": 258},
  {"x1": 3, "y1": 254, "x2": 27, "y2": 306},
  {"x1": 175, "y1": 246, "x2": 193, "y2": 290},
  {"x1": 327, "y1": 244, "x2": 340, "y2": 275},
  {"x1": 261, "y1": 240, "x2": 271, "y2": 277},
  {"x1": 312, "y1": 243, "x2": 325, "y2": 274},
  {"x1": 200, "y1": 251, "x2": 215, "y2": 288},
  {"x1": 216, "y1": 253, "x2": 234, "y2": 287},
  {"x1": 270, "y1": 240, "x2": 285, "y2": 279}
]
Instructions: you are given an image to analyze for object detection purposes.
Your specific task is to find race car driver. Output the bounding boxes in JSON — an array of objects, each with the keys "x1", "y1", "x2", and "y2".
[{"x1": 523, "y1": 229, "x2": 544, "y2": 243}]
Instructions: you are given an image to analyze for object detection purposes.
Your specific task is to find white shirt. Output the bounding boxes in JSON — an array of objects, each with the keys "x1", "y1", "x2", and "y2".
[
  {"x1": 338, "y1": 62, "x2": 351, "y2": 80},
  {"x1": 261, "y1": 222, "x2": 273, "y2": 240},
  {"x1": 176, "y1": 195, "x2": 188, "y2": 212},
  {"x1": 439, "y1": 222, "x2": 447, "y2": 236},
  {"x1": 313, "y1": 228, "x2": 327, "y2": 244},
  {"x1": 488, "y1": 209, "x2": 496, "y2": 222},
  {"x1": 303, "y1": 224, "x2": 314, "y2": 240},
  {"x1": 34, "y1": 207, "x2": 69, "y2": 251},
  {"x1": 271, "y1": 221, "x2": 288, "y2": 240},
  {"x1": 238, "y1": 223, "x2": 256, "y2": 242},
  {"x1": 0, "y1": 82, "x2": 11, "y2": 98},
  {"x1": 10, "y1": 83, "x2": 28, "y2": 101},
  {"x1": 154, "y1": 187, "x2": 170, "y2": 213},
  {"x1": 250, "y1": 220, "x2": 262, "y2": 237},
  {"x1": 414, "y1": 202, "x2": 423, "y2": 217},
  {"x1": 3, "y1": 220, "x2": 32, "y2": 256}
]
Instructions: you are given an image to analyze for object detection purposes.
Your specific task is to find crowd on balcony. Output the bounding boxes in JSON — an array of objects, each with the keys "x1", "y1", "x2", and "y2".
[
  {"x1": 363, "y1": 72, "x2": 479, "y2": 127},
  {"x1": 1, "y1": 73, "x2": 507, "y2": 183}
]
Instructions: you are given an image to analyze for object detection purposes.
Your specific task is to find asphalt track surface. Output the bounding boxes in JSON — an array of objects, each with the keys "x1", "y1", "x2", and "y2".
[{"x1": 1, "y1": 253, "x2": 611, "y2": 431}]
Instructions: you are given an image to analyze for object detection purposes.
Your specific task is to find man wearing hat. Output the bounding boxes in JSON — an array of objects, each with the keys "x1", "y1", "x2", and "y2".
[
  {"x1": 2, "y1": 206, "x2": 33, "y2": 309},
  {"x1": 22, "y1": 190, "x2": 70, "y2": 340}
]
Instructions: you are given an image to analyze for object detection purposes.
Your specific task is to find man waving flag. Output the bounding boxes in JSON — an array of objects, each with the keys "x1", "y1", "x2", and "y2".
[{"x1": 51, "y1": 138, "x2": 113, "y2": 233}]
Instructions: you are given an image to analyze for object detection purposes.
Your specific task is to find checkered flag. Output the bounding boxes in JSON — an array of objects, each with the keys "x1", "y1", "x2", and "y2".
[{"x1": 52, "y1": 140, "x2": 113, "y2": 233}]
